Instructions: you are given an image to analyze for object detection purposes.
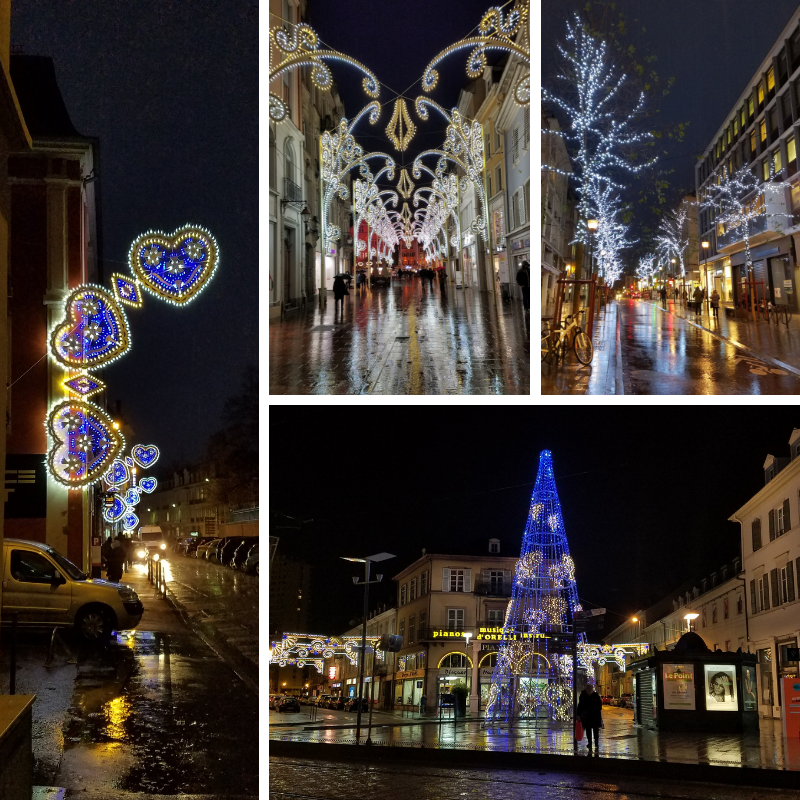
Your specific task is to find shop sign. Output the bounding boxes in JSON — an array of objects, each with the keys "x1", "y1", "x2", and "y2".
[
  {"x1": 781, "y1": 677, "x2": 800, "y2": 737},
  {"x1": 395, "y1": 668, "x2": 425, "y2": 680},
  {"x1": 432, "y1": 629, "x2": 468, "y2": 639},
  {"x1": 511, "y1": 237, "x2": 530, "y2": 251},
  {"x1": 662, "y1": 663, "x2": 695, "y2": 710},
  {"x1": 438, "y1": 668, "x2": 466, "y2": 677},
  {"x1": 476, "y1": 626, "x2": 549, "y2": 642},
  {"x1": 479, "y1": 668, "x2": 494, "y2": 679},
  {"x1": 331, "y1": 682, "x2": 341, "y2": 687},
  {"x1": 328, "y1": 666, "x2": 337, "y2": 680}
]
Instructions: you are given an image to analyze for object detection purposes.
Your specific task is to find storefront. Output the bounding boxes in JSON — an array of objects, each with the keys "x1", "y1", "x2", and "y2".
[
  {"x1": 462, "y1": 232, "x2": 478, "y2": 288},
  {"x1": 509, "y1": 233, "x2": 530, "y2": 300},
  {"x1": 394, "y1": 668, "x2": 426, "y2": 708},
  {"x1": 729, "y1": 236, "x2": 796, "y2": 309},
  {"x1": 316, "y1": 248, "x2": 337, "y2": 292}
]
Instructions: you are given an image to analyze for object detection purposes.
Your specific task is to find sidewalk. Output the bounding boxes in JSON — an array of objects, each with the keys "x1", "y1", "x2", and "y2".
[{"x1": 644, "y1": 298, "x2": 800, "y2": 377}]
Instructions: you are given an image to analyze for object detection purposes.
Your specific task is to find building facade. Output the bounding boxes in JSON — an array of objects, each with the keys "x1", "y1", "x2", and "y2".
[
  {"x1": 730, "y1": 428, "x2": 800, "y2": 719},
  {"x1": 6, "y1": 55, "x2": 98, "y2": 571},
  {"x1": 695, "y1": 8, "x2": 800, "y2": 309},
  {"x1": 141, "y1": 468, "x2": 219, "y2": 541}
]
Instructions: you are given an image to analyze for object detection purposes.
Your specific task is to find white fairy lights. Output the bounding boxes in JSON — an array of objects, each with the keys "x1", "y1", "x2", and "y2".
[
  {"x1": 386, "y1": 98, "x2": 416, "y2": 151},
  {"x1": 655, "y1": 199, "x2": 693, "y2": 278}
]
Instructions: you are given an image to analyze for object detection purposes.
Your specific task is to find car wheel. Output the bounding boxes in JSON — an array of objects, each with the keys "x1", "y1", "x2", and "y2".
[{"x1": 76, "y1": 606, "x2": 113, "y2": 642}]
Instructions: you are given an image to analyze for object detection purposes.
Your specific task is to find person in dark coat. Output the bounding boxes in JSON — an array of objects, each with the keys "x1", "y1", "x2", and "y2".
[
  {"x1": 659, "y1": 285, "x2": 667, "y2": 308},
  {"x1": 693, "y1": 284, "x2": 704, "y2": 316},
  {"x1": 101, "y1": 537, "x2": 114, "y2": 573},
  {"x1": 438, "y1": 269, "x2": 447, "y2": 291},
  {"x1": 333, "y1": 275, "x2": 349, "y2": 313},
  {"x1": 577, "y1": 682, "x2": 603, "y2": 752},
  {"x1": 107, "y1": 540, "x2": 125, "y2": 583},
  {"x1": 516, "y1": 261, "x2": 530, "y2": 310}
]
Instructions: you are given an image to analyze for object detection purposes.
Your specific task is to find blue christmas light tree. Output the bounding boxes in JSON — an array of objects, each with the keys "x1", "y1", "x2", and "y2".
[{"x1": 485, "y1": 449, "x2": 584, "y2": 723}]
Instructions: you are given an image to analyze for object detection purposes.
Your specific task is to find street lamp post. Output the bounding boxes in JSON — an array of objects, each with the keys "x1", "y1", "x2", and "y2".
[
  {"x1": 670, "y1": 259, "x2": 676, "y2": 301},
  {"x1": 342, "y1": 552, "x2": 395, "y2": 745},
  {"x1": 463, "y1": 631, "x2": 472, "y2": 718},
  {"x1": 701, "y1": 241, "x2": 710, "y2": 313},
  {"x1": 587, "y1": 219, "x2": 598, "y2": 314},
  {"x1": 683, "y1": 612, "x2": 699, "y2": 633}
]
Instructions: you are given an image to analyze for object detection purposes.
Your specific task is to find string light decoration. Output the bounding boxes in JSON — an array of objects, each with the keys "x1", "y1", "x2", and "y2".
[
  {"x1": 578, "y1": 642, "x2": 650, "y2": 673},
  {"x1": 50, "y1": 285, "x2": 131, "y2": 371},
  {"x1": 397, "y1": 168, "x2": 415, "y2": 199},
  {"x1": 421, "y1": 1, "x2": 529, "y2": 107},
  {"x1": 103, "y1": 459, "x2": 130, "y2": 487},
  {"x1": 63, "y1": 373, "x2": 105, "y2": 399},
  {"x1": 131, "y1": 444, "x2": 160, "y2": 469},
  {"x1": 102, "y1": 494, "x2": 128, "y2": 523},
  {"x1": 268, "y1": 20, "x2": 379, "y2": 122},
  {"x1": 138, "y1": 476, "x2": 158, "y2": 493},
  {"x1": 128, "y1": 226, "x2": 218, "y2": 305},
  {"x1": 485, "y1": 450, "x2": 584, "y2": 724},
  {"x1": 655, "y1": 199, "x2": 693, "y2": 279},
  {"x1": 542, "y1": 14, "x2": 656, "y2": 251},
  {"x1": 636, "y1": 253, "x2": 658, "y2": 286},
  {"x1": 269, "y1": 632, "x2": 385, "y2": 673},
  {"x1": 699, "y1": 161, "x2": 792, "y2": 292},
  {"x1": 386, "y1": 98, "x2": 416, "y2": 151},
  {"x1": 111, "y1": 274, "x2": 144, "y2": 309},
  {"x1": 581, "y1": 182, "x2": 636, "y2": 288},
  {"x1": 47, "y1": 400, "x2": 125, "y2": 488}
]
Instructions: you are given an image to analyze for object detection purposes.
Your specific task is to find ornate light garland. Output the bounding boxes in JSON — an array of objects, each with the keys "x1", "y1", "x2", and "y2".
[
  {"x1": 396, "y1": 168, "x2": 415, "y2": 199},
  {"x1": 270, "y1": 632, "x2": 385, "y2": 673},
  {"x1": 269, "y1": 21, "x2": 380, "y2": 122},
  {"x1": 386, "y1": 98, "x2": 416, "y2": 151}
]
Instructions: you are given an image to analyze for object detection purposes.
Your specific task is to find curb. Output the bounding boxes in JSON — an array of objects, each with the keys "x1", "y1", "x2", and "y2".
[
  {"x1": 647, "y1": 301, "x2": 800, "y2": 379},
  {"x1": 615, "y1": 303, "x2": 624, "y2": 395},
  {"x1": 159, "y1": 583, "x2": 259, "y2": 696},
  {"x1": 268, "y1": 739, "x2": 800, "y2": 789}
]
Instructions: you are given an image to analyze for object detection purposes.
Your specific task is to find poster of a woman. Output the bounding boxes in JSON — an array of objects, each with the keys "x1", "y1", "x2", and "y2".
[{"x1": 704, "y1": 665, "x2": 738, "y2": 711}]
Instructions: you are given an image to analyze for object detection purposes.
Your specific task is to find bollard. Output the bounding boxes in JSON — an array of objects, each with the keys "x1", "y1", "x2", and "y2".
[{"x1": 10, "y1": 612, "x2": 18, "y2": 694}]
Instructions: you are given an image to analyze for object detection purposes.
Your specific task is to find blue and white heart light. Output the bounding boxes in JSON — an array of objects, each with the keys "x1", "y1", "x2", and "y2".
[
  {"x1": 132, "y1": 444, "x2": 160, "y2": 470},
  {"x1": 138, "y1": 477, "x2": 158, "y2": 494}
]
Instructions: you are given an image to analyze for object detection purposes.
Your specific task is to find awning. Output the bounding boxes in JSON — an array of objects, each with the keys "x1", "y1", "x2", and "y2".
[{"x1": 541, "y1": 263, "x2": 560, "y2": 276}]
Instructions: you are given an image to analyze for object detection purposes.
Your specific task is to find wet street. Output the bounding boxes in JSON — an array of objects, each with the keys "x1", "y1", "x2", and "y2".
[
  {"x1": 1, "y1": 560, "x2": 258, "y2": 798},
  {"x1": 269, "y1": 277, "x2": 530, "y2": 394},
  {"x1": 270, "y1": 756, "x2": 800, "y2": 800},
  {"x1": 543, "y1": 299, "x2": 800, "y2": 394}
]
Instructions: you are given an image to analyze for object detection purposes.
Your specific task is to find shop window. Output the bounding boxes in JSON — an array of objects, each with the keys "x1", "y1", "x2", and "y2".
[
  {"x1": 759, "y1": 648, "x2": 773, "y2": 705},
  {"x1": 447, "y1": 608, "x2": 464, "y2": 630},
  {"x1": 440, "y1": 653, "x2": 469, "y2": 668}
]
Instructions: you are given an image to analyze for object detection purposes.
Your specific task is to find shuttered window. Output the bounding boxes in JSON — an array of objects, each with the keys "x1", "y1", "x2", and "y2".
[
  {"x1": 771, "y1": 567, "x2": 780, "y2": 607},
  {"x1": 769, "y1": 508, "x2": 776, "y2": 541},
  {"x1": 523, "y1": 107, "x2": 530, "y2": 149},
  {"x1": 750, "y1": 579, "x2": 757, "y2": 614},
  {"x1": 442, "y1": 567, "x2": 450, "y2": 592},
  {"x1": 752, "y1": 518, "x2": 762, "y2": 551},
  {"x1": 784, "y1": 497, "x2": 792, "y2": 532},
  {"x1": 512, "y1": 124, "x2": 520, "y2": 164},
  {"x1": 787, "y1": 561, "x2": 796, "y2": 602}
]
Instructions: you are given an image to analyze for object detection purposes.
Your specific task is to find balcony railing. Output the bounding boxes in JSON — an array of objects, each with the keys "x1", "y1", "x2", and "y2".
[
  {"x1": 716, "y1": 213, "x2": 769, "y2": 251},
  {"x1": 472, "y1": 580, "x2": 513, "y2": 598},
  {"x1": 284, "y1": 177, "x2": 302, "y2": 203}
]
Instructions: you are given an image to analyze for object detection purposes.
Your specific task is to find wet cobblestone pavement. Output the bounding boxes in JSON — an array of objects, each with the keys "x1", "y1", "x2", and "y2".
[
  {"x1": 269, "y1": 706, "x2": 799, "y2": 772},
  {"x1": 269, "y1": 279, "x2": 530, "y2": 394},
  {"x1": 270, "y1": 756, "x2": 800, "y2": 800}
]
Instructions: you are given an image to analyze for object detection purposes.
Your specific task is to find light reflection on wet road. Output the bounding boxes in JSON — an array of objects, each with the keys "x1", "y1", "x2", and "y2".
[{"x1": 617, "y1": 300, "x2": 800, "y2": 394}]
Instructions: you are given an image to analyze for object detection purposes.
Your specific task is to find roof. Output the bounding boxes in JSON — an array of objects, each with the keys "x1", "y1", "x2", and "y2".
[
  {"x1": 10, "y1": 55, "x2": 83, "y2": 139},
  {"x1": 393, "y1": 549, "x2": 518, "y2": 581}
]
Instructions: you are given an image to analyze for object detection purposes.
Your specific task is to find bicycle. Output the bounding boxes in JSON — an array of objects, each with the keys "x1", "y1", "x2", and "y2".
[
  {"x1": 541, "y1": 308, "x2": 594, "y2": 366},
  {"x1": 770, "y1": 303, "x2": 792, "y2": 326}
]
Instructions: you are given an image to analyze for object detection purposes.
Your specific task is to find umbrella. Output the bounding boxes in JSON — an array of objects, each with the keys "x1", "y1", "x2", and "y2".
[{"x1": 333, "y1": 273, "x2": 353, "y2": 280}]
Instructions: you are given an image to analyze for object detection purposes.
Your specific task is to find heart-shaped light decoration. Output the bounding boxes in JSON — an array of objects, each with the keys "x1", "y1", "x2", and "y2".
[
  {"x1": 103, "y1": 459, "x2": 130, "y2": 488},
  {"x1": 122, "y1": 512, "x2": 139, "y2": 530},
  {"x1": 132, "y1": 444, "x2": 160, "y2": 469},
  {"x1": 139, "y1": 477, "x2": 158, "y2": 493},
  {"x1": 48, "y1": 400, "x2": 124, "y2": 488},
  {"x1": 129, "y1": 225, "x2": 219, "y2": 305},
  {"x1": 125, "y1": 487, "x2": 141, "y2": 506},
  {"x1": 50, "y1": 285, "x2": 131, "y2": 371},
  {"x1": 102, "y1": 495, "x2": 127, "y2": 523}
]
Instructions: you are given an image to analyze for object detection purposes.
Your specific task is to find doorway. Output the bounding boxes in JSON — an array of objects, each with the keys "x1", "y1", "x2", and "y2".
[{"x1": 283, "y1": 226, "x2": 294, "y2": 305}]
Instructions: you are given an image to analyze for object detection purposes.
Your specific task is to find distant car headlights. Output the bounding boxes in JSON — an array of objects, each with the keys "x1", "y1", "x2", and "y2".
[
  {"x1": 137, "y1": 550, "x2": 146, "y2": 559},
  {"x1": 152, "y1": 553, "x2": 160, "y2": 562},
  {"x1": 160, "y1": 543, "x2": 167, "y2": 550}
]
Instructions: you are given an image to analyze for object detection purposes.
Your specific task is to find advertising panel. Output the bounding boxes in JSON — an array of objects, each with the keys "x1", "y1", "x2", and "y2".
[
  {"x1": 743, "y1": 665, "x2": 757, "y2": 711},
  {"x1": 782, "y1": 677, "x2": 800, "y2": 738},
  {"x1": 662, "y1": 663, "x2": 695, "y2": 710},
  {"x1": 704, "y1": 665, "x2": 738, "y2": 711}
]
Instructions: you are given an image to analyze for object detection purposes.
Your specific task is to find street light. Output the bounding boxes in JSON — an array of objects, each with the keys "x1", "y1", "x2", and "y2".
[
  {"x1": 342, "y1": 552, "x2": 395, "y2": 745},
  {"x1": 701, "y1": 241, "x2": 710, "y2": 313},
  {"x1": 684, "y1": 611, "x2": 700, "y2": 632},
  {"x1": 463, "y1": 631, "x2": 472, "y2": 716},
  {"x1": 587, "y1": 219, "x2": 599, "y2": 278}
]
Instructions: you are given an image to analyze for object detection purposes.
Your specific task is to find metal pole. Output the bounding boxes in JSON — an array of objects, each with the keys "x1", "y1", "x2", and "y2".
[
  {"x1": 10, "y1": 612, "x2": 18, "y2": 694},
  {"x1": 319, "y1": 137, "x2": 326, "y2": 310},
  {"x1": 355, "y1": 559, "x2": 371, "y2": 744},
  {"x1": 366, "y1": 645, "x2": 377, "y2": 745},
  {"x1": 572, "y1": 628, "x2": 578, "y2": 745}
]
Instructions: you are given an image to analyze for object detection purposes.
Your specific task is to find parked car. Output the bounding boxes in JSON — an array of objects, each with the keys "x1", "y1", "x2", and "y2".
[
  {"x1": 195, "y1": 539, "x2": 218, "y2": 559},
  {"x1": 601, "y1": 695, "x2": 612, "y2": 705},
  {"x1": 205, "y1": 538, "x2": 229, "y2": 562},
  {"x1": 315, "y1": 694, "x2": 332, "y2": 708},
  {"x1": 1, "y1": 537, "x2": 144, "y2": 642},
  {"x1": 278, "y1": 696, "x2": 301, "y2": 713},
  {"x1": 269, "y1": 694, "x2": 283, "y2": 710},
  {"x1": 344, "y1": 697, "x2": 369, "y2": 713},
  {"x1": 327, "y1": 696, "x2": 346, "y2": 710},
  {"x1": 621, "y1": 694, "x2": 633, "y2": 709},
  {"x1": 243, "y1": 543, "x2": 259, "y2": 575}
]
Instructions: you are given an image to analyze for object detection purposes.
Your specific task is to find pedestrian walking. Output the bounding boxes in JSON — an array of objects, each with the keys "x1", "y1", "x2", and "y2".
[
  {"x1": 428, "y1": 269, "x2": 435, "y2": 289},
  {"x1": 711, "y1": 288, "x2": 720, "y2": 319},
  {"x1": 115, "y1": 534, "x2": 130, "y2": 572},
  {"x1": 333, "y1": 274, "x2": 349, "y2": 314},
  {"x1": 516, "y1": 260, "x2": 530, "y2": 311},
  {"x1": 674, "y1": 286, "x2": 679, "y2": 301},
  {"x1": 101, "y1": 536, "x2": 114, "y2": 574},
  {"x1": 693, "y1": 284, "x2": 704, "y2": 316},
  {"x1": 107, "y1": 539, "x2": 125, "y2": 583},
  {"x1": 659, "y1": 285, "x2": 667, "y2": 309},
  {"x1": 577, "y1": 682, "x2": 603, "y2": 753},
  {"x1": 356, "y1": 271, "x2": 366, "y2": 291},
  {"x1": 438, "y1": 269, "x2": 447, "y2": 291}
]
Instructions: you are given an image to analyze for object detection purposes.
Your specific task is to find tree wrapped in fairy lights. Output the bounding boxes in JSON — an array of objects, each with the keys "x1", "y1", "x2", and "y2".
[{"x1": 485, "y1": 450, "x2": 583, "y2": 724}]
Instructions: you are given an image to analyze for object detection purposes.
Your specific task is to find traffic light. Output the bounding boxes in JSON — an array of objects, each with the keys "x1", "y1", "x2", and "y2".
[{"x1": 378, "y1": 634, "x2": 403, "y2": 652}]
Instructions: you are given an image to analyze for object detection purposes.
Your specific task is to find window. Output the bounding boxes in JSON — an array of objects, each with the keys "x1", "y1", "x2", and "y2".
[
  {"x1": 702, "y1": 608, "x2": 707, "y2": 627},
  {"x1": 447, "y1": 608, "x2": 464, "y2": 629},
  {"x1": 440, "y1": 653, "x2": 468, "y2": 668},
  {"x1": 712, "y1": 605, "x2": 718, "y2": 624},
  {"x1": 751, "y1": 130, "x2": 757, "y2": 155},
  {"x1": 727, "y1": 128, "x2": 731, "y2": 144},
  {"x1": 408, "y1": 615, "x2": 415, "y2": 645},
  {"x1": 410, "y1": 577, "x2": 418, "y2": 601},
  {"x1": 737, "y1": 595, "x2": 743, "y2": 615},
  {"x1": 741, "y1": 107, "x2": 746, "y2": 128},
  {"x1": 495, "y1": 130, "x2": 501, "y2": 152},
  {"x1": 734, "y1": 118, "x2": 739, "y2": 136},
  {"x1": 758, "y1": 82, "x2": 765, "y2": 106},
  {"x1": 399, "y1": 619, "x2": 405, "y2": 640},
  {"x1": 725, "y1": 640, "x2": 731, "y2": 651},
  {"x1": 749, "y1": 96, "x2": 754, "y2": 117},
  {"x1": 768, "y1": 66, "x2": 775, "y2": 92},
  {"x1": 764, "y1": 160, "x2": 770, "y2": 181},
  {"x1": 486, "y1": 174, "x2": 492, "y2": 198},
  {"x1": 487, "y1": 608, "x2": 503, "y2": 625},
  {"x1": 484, "y1": 131, "x2": 491, "y2": 156},
  {"x1": 495, "y1": 166, "x2": 503, "y2": 192},
  {"x1": 759, "y1": 575, "x2": 770, "y2": 611},
  {"x1": 723, "y1": 598, "x2": 729, "y2": 619},
  {"x1": 781, "y1": 567, "x2": 789, "y2": 604},
  {"x1": 752, "y1": 517, "x2": 762, "y2": 551},
  {"x1": 489, "y1": 539, "x2": 500, "y2": 554},
  {"x1": 512, "y1": 124, "x2": 520, "y2": 163},
  {"x1": 489, "y1": 570, "x2": 504, "y2": 594},
  {"x1": 450, "y1": 569, "x2": 464, "y2": 592},
  {"x1": 421, "y1": 570, "x2": 428, "y2": 595},
  {"x1": 789, "y1": 137, "x2": 797, "y2": 173},
  {"x1": 523, "y1": 106, "x2": 530, "y2": 149},
  {"x1": 9, "y1": 550, "x2": 60, "y2": 583},
  {"x1": 792, "y1": 183, "x2": 800, "y2": 212},
  {"x1": 400, "y1": 584, "x2": 407, "y2": 606},
  {"x1": 760, "y1": 119, "x2": 767, "y2": 142}
]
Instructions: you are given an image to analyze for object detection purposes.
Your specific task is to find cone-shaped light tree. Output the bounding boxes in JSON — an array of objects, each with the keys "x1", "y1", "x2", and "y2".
[{"x1": 485, "y1": 450, "x2": 583, "y2": 723}]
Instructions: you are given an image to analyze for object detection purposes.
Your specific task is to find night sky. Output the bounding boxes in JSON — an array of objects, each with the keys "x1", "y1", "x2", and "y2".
[
  {"x1": 270, "y1": 409, "x2": 800, "y2": 637},
  {"x1": 542, "y1": 0, "x2": 800, "y2": 251},
  {"x1": 11, "y1": 1, "x2": 258, "y2": 463},
  {"x1": 305, "y1": 0, "x2": 513, "y2": 199}
]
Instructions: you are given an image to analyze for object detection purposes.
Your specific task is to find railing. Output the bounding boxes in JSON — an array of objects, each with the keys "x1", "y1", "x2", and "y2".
[
  {"x1": 472, "y1": 580, "x2": 513, "y2": 598},
  {"x1": 284, "y1": 177, "x2": 302, "y2": 203},
  {"x1": 716, "y1": 214, "x2": 768, "y2": 250},
  {"x1": 229, "y1": 506, "x2": 259, "y2": 523}
]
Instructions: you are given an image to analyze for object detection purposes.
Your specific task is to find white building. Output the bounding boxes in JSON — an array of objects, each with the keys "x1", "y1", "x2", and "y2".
[{"x1": 730, "y1": 428, "x2": 800, "y2": 719}]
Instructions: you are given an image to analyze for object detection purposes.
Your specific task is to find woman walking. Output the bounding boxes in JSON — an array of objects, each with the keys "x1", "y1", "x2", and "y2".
[
  {"x1": 711, "y1": 288, "x2": 720, "y2": 319},
  {"x1": 333, "y1": 274, "x2": 349, "y2": 314}
]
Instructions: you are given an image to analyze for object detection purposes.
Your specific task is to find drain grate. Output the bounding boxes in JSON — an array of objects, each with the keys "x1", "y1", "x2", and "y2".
[
  {"x1": 395, "y1": 336, "x2": 410, "y2": 341},
  {"x1": 311, "y1": 325, "x2": 335, "y2": 332}
]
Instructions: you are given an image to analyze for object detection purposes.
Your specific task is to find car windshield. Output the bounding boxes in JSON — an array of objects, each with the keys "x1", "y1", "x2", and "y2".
[
  {"x1": 44, "y1": 546, "x2": 86, "y2": 581},
  {"x1": 139, "y1": 532, "x2": 164, "y2": 543}
]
